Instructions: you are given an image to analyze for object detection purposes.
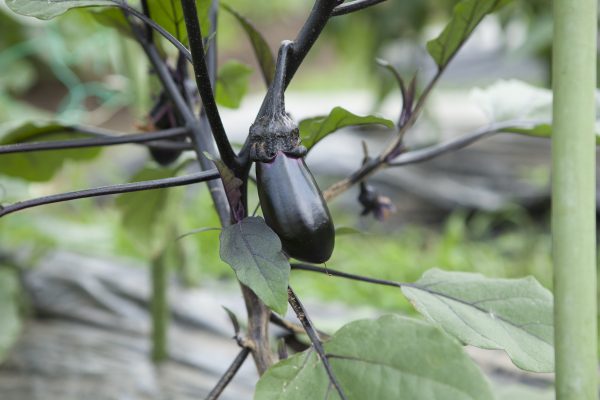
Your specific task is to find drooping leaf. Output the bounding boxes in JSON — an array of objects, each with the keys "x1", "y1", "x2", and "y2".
[
  {"x1": 147, "y1": 0, "x2": 210, "y2": 44},
  {"x1": 115, "y1": 167, "x2": 177, "y2": 251},
  {"x1": 215, "y1": 60, "x2": 253, "y2": 109},
  {"x1": 255, "y1": 315, "x2": 494, "y2": 400},
  {"x1": 0, "y1": 268, "x2": 22, "y2": 363},
  {"x1": 299, "y1": 107, "x2": 394, "y2": 151},
  {"x1": 5, "y1": 0, "x2": 115, "y2": 19},
  {"x1": 219, "y1": 217, "x2": 290, "y2": 315},
  {"x1": 0, "y1": 121, "x2": 101, "y2": 182},
  {"x1": 427, "y1": 0, "x2": 512, "y2": 69},
  {"x1": 221, "y1": 3, "x2": 275, "y2": 86},
  {"x1": 402, "y1": 268, "x2": 554, "y2": 372}
]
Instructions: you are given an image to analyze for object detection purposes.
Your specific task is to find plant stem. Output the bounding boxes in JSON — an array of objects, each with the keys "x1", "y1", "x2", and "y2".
[
  {"x1": 323, "y1": 120, "x2": 544, "y2": 201},
  {"x1": 287, "y1": 287, "x2": 348, "y2": 400},
  {"x1": 180, "y1": 0, "x2": 236, "y2": 167},
  {"x1": 552, "y1": 0, "x2": 598, "y2": 398},
  {"x1": 0, "y1": 127, "x2": 191, "y2": 154},
  {"x1": 331, "y1": 0, "x2": 388, "y2": 16},
  {"x1": 0, "y1": 169, "x2": 220, "y2": 218},
  {"x1": 284, "y1": 0, "x2": 339, "y2": 88},
  {"x1": 151, "y1": 252, "x2": 169, "y2": 362},
  {"x1": 205, "y1": 347, "x2": 251, "y2": 400}
]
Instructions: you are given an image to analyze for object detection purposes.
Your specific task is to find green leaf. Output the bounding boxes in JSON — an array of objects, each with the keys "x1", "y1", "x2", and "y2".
[
  {"x1": 115, "y1": 167, "x2": 177, "y2": 251},
  {"x1": 215, "y1": 60, "x2": 253, "y2": 109},
  {"x1": 402, "y1": 268, "x2": 554, "y2": 372},
  {"x1": 0, "y1": 121, "x2": 101, "y2": 182},
  {"x1": 221, "y1": 3, "x2": 275, "y2": 86},
  {"x1": 5, "y1": 0, "x2": 115, "y2": 19},
  {"x1": 427, "y1": 0, "x2": 512, "y2": 69},
  {"x1": 219, "y1": 217, "x2": 290, "y2": 315},
  {"x1": 255, "y1": 315, "x2": 494, "y2": 400},
  {"x1": 0, "y1": 268, "x2": 22, "y2": 363},
  {"x1": 147, "y1": 0, "x2": 210, "y2": 44},
  {"x1": 299, "y1": 107, "x2": 394, "y2": 151}
]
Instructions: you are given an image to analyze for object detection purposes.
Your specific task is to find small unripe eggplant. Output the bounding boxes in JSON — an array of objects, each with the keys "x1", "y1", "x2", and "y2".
[
  {"x1": 148, "y1": 92, "x2": 184, "y2": 166},
  {"x1": 257, "y1": 152, "x2": 334, "y2": 263},
  {"x1": 250, "y1": 41, "x2": 335, "y2": 263}
]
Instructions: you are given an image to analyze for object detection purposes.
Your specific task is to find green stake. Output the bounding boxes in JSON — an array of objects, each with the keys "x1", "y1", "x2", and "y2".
[{"x1": 552, "y1": 0, "x2": 598, "y2": 398}]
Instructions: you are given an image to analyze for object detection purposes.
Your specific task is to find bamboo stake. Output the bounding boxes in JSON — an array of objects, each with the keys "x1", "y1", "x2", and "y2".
[{"x1": 552, "y1": 0, "x2": 598, "y2": 398}]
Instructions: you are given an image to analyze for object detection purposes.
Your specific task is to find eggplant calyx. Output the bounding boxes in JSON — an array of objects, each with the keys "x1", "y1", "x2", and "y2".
[
  {"x1": 249, "y1": 114, "x2": 306, "y2": 162},
  {"x1": 249, "y1": 40, "x2": 306, "y2": 163}
]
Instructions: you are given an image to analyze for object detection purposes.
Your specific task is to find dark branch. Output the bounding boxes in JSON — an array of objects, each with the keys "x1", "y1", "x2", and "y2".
[
  {"x1": 270, "y1": 313, "x2": 330, "y2": 340},
  {"x1": 387, "y1": 121, "x2": 545, "y2": 167},
  {"x1": 140, "y1": 0, "x2": 153, "y2": 43},
  {"x1": 116, "y1": 1, "x2": 192, "y2": 61},
  {"x1": 285, "y1": 0, "x2": 339, "y2": 88},
  {"x1": 332, "y1": 0, "x2": 388, "y2": 16},
  {"x1": 0, "y1": 169, "x2": 220, "y2": 218},
  {"x1": 287, "y1": 287, "x2": 347, "y2": 400},
  {"x1": 132, "y1": 26, "x2": 231, "y2": 223},
  {"x1": 0, "y1": 127, "x2": 191, "y2": 154},
  {"x1": 323, "y1": 120, "x2": 545, "y2": 200},
  {"x1": 205, "y1": 347, "x2": 251, "y2": 400},
  {"x1": 291, "y1": 263, "x2": 401, "y2": 288},
  {"x1": 180, "y1": 0, "x2": 236, "y2": 167}
]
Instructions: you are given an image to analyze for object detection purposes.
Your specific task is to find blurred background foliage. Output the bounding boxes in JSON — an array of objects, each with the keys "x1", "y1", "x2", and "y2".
[{"x1": 0, "y1": 0, "x2": 561, "y2": 361}]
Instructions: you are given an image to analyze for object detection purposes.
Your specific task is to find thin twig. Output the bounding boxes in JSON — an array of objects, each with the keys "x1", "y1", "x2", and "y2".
[
  {"x1": 270, "y1": 313, "x2": 330, "y2": 340},
  {"x1": 387, "y1": 121, "x2": 546, "y2": 166},
  {"x1": 0, "y1": 127, "x2": 191, "y2": 154},
  {"x1": 205, "y1": 347, "x2": 251, "y2": 400},
  {"x1": 288, "y1": 287, "x2": 348, "y2": 400},
  {"x1": 291, "y1": 263, "x2": 401, "y2": 288},
  {"x1": 180, "y1": 0, "x2": 236, "y2": 167},
  {"x1": 0, "y1": 169, "x2": 220, "y2": 218},
  {"x1": 322, "y1": 120, "x2": 546, "y2": 201},
  {"x1": 332, "y1": 0, "x2": 388, "y2": 16}
]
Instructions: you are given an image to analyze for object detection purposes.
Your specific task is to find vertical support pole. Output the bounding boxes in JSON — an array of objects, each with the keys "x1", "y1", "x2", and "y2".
[{"x1": 552, "y1": 0, "x2": 598, "y2": 398}]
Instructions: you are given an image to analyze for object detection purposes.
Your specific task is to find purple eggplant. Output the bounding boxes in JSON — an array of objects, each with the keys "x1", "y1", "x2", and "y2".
[{"x1": 257, "y1": 151, "x2": 334, "y2": 263}]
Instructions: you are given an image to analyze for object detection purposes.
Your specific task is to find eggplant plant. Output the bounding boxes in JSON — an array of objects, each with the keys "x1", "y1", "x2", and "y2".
[{"x1": 0, "y1": 0, "x2": 595, "y2": 399}]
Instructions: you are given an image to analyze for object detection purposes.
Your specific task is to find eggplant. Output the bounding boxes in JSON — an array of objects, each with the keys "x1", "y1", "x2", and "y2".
[
  {"x1": 250, "y1": 41, "x2": 335, "y2": 263},
  {"x1": 148, "y1": 92, "x2": 184, "y2": 166},
  {"x1": 257, "y1": 152, "x2": 334, "y2": 263}
]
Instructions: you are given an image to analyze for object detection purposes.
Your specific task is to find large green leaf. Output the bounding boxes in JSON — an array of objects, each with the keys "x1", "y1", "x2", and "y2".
[
  {"x1": 0, "y1": 121, "x2": 101, "y2": 182},
  {"x1": 115, "y1": 167, "x2": 177, "y2": 252},
  {"x1": 221, "y1": 3, "x2": 275, "y2": 86},
  {"x1": 402, "y1": 268, "x2": 554, "y2": 372},
  {"x1": 427, "y1": 0, "x2": 512, "y2": 69},
  {"x1": 219, "y1": 217, "x2": 289, "y2": 315},
  {"x1": 215, "y1": 60, "x2": 253, "y2": 109},
  {"x1": 0, "y1": 268, "x2": 22, "y2": 363},
  {"x1": 255, "y1": 315, "x2": 494, "y2": 400},
  {"x1": 299, "y1": 107, "x2": 394, "y2": 150},
  {"x1": 147, "y1": 0, "x2": 210, "y2": 44},
  {"x1": 5, "y1": 0, "x2": 115, "y2": 19}
]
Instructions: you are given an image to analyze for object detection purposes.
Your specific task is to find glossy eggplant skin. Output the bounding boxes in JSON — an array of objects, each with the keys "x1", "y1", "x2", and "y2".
[{"x1": 257, "y1": 152, "x2": 335, "y2": 263}]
